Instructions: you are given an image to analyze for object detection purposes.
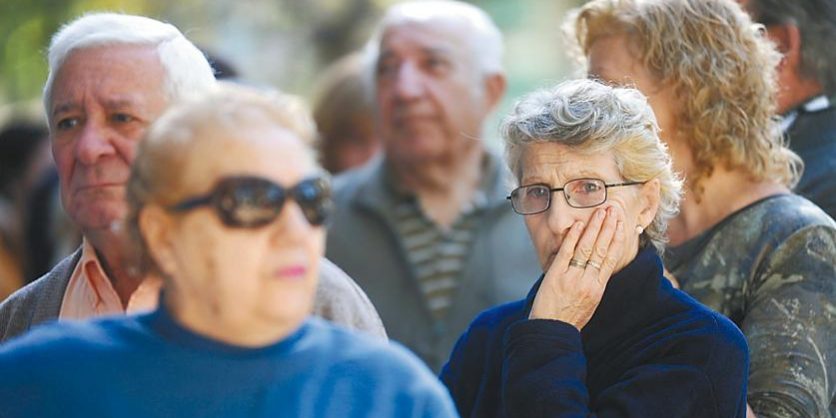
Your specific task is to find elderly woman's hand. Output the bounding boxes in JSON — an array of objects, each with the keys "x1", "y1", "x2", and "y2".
[{"x1": 528, "y1": 206, "x2": 626, "y2": 330}]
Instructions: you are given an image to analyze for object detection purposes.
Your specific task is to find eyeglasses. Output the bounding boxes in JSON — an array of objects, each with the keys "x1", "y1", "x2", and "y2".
[
  {"x1": 507, "y1": 178, "x2": 645, "y2": 215},
  {"x1": 169, "y1": 175, "x2": 333, "y2": 228}
]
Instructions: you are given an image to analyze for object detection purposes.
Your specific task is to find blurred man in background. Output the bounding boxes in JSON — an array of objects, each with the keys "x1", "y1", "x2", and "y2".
[
  {"x1": 0, "y1": 12, "x2": 385, "y2": 342},
  {"x1": 744, "y1": 0, "x2": 836, "y2": 219},
  {"x1": 326, "y1": 0, "x2": 540, "y2": 371}
]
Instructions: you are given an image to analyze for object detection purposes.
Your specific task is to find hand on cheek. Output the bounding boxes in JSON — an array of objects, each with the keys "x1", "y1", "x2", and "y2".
[{"x1": 529, "y1": 206, "x2": 627, "y2": 330}]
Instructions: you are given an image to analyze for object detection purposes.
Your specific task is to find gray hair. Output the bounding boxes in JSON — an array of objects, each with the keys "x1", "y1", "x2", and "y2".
[
  {"x1": 747, "y1": 0, "x2": 836, "y2": 95},
  {"x1": 363, "y1": 0, "x2": 504, "y2": 92},
  {"x1": 502, "y1": 79, "x2": 683, "y2": 253},
  {"x1": 43, "y1": 12, "x2": 216, "y2": 121}
]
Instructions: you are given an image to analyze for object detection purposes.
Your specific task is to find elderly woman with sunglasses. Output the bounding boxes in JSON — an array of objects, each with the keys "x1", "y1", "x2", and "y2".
[
  {"x1": 440, "y1": 79, "x2": 750, "y2": 417},
  {"x1": 0, "y1": 84, "x2": 457, "y2": 418}
]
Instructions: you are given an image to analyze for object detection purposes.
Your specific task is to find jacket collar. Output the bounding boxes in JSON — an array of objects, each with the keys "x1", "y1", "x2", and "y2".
[{"x1": 523, "y1": 247, "x2": 665, "y2": 355}]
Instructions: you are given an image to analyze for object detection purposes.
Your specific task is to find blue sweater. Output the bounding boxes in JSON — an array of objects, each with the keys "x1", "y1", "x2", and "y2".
[
  {"x1": 0, "y1": 306, "x2": 458, "y2": 418},
  {"x1": 440, "y1": 248, "x2": 749, "y2": 417}
]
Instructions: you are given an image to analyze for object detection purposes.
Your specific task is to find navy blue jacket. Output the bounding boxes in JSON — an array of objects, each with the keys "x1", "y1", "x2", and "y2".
[{"x1": 441, "y1": 248, "x2": 749, "y2": 417}]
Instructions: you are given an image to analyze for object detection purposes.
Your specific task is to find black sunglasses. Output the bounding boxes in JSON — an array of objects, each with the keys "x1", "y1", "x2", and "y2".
[{"x1": 168, "y1": 175, "x2": 333, "y2": 228}]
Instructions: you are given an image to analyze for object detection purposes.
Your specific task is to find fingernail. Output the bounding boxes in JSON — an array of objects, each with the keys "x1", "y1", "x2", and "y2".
[{"x1": 596, "y1": 209, "x2": 605, "y2": 220}]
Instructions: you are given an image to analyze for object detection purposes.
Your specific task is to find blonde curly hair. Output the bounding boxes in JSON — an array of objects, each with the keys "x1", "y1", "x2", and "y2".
[{"x1": 566, "y1": 0, "x2": 801, "y2": 197}]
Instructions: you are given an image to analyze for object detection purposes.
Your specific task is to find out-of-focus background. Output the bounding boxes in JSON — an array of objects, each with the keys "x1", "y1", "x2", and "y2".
[
  {"x1": 0, "y1": 0, "x2": 582, "y2": 296},
  {"x1": 0, "y1": 0, "x2": 582, "y2": 140}
]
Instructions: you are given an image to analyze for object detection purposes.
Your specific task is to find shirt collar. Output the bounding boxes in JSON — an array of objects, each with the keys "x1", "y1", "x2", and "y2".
[{"x1": 780, "y1": 94, "x2": 832, "y2": 132}]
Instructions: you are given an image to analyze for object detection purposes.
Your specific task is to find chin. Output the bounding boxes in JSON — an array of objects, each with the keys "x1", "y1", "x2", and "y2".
[{"x1": 71, "y1": 204, "x2": 128, "y2": 231}]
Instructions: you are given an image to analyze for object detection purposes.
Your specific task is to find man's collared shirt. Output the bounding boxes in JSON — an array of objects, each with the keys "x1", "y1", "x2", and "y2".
[{"x1": 59, "y1": 239, "x2": 160, "y2": 319}]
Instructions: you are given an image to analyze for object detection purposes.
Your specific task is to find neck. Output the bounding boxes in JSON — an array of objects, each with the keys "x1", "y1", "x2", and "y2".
[
  {"x1": 778, "y1": 79, "x2": 824, "y2": 114},
  {"x1": 667, "y1": 167, "x2": 788, "y2": 245},
  {"x1": 84, "y1": 227, "x2": 144, "y2": 308},
  {"x1": 389, "y1": 145, "x2": 485, "y2": 229},
  {"x1": 162, "y1": 290, "x2": 301, "y2": 348}
]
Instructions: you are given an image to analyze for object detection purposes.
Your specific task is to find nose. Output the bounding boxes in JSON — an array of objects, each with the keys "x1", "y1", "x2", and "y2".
[
  {"x1": 545, "y1": 191, "x2": 580, "y2": 237},
  {"x1": 393, "y1": 61, "x2": 425, "y2": 100},
  {"x1": 74, "y1": 119, "x2": 117, "y2": 165}
]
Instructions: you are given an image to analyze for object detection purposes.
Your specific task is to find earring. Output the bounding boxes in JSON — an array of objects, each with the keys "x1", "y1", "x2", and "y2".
[{"x1": 636, "y1": 225, "x2": 644, "y2": 235}]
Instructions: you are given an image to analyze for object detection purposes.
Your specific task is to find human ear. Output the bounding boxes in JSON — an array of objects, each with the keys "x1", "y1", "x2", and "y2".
[
  {"x1": 636, "y1": 178, "x2": 661, "y2": 229},
  {"x1": 138, "y1": 205, "x2": 179, "y2": 278},
  {"x1": 765, "y1": 24, "x2": 802, "y2": 72},
  {"x1": 482, "y1": 73, "x2": 507, "y2": 113}
]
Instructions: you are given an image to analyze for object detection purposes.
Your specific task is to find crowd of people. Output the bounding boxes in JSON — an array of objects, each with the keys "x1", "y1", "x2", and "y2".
[{"x1": 0, "y1": 0, "x2": 834, "y2": 417}]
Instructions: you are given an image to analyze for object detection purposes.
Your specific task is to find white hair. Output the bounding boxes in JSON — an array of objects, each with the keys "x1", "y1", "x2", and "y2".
[
  {"x1": 43, "y1": 12, "x2": 216, "y2": 119},
  {"x1": 362, "y1": 0, "x2": 504, "y2": 92}
]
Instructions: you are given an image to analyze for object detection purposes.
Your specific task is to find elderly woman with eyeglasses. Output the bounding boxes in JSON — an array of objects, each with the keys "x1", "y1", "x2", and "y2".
[
  {"x1": 440, "y1": 79, "x2": 750, "y2": 417},
  {"x1": 0, "y1": 84, "x2": 457, "y2": 418}
]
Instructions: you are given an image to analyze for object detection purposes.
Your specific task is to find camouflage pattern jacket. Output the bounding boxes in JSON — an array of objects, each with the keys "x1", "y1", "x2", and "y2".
[{"x1": 664, "y1": 194, "x2": 836, "y2": 418}]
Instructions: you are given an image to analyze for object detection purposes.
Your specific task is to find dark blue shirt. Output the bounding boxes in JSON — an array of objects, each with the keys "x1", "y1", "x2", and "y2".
[
  {"x1": 441, "y1": 248, "x2": 749, "y2": 417},
  {"x1": 0, "y1": 306, "x2": 458, "y2": 417}
]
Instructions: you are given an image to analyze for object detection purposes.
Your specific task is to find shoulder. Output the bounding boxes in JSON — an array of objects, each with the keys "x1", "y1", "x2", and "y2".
[
  {"x1": 748, "y1": 195, "x2": 836, "y2": 265},
  {"x1": 332, "y1": 159, "x2": 380, "y2": 204},
  {"x1": 306, "y1": 318, "x2": 418, "y2": 371},
  {"x1": 0, "y1": 315, "x2": 143, "y2": 371},
  {"x1": 748, "y1": 195, "x2": 834, "y2": 233},
  {"x1": 0, "y1": 249, "x2": 81, "y2": 342},
  {"x1": 313, "y1": 258, "x2": 386, "y2": 338},
  {"x1": 710, "y1": 195, "x2": 835, "y2": 257},
  {"x1": 468, "y1": 299, "x2": 528, "y2": 334},
  {"x1": 442, "y1": 299, "x2": 528, "y2": 371},
  {"x1": 303, "y1": 318, "x2": 453, "y2": 402},
  {"x1": 662, "y1": 290, "x2": 749, "y2": 364}
]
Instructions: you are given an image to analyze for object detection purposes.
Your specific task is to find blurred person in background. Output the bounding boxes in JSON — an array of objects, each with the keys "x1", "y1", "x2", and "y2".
[
  {"x1": 326, "y1": 0, "x2": 540, "y2": 371},
  {"x1": 570, "y1": 0, "x2": 836, "y2": 416},
  {"x1": 312, "y1": 52, "x2": 380, "y2": 174},
  {"x1": 0, "y1": 12, "x2": 385, "y2": 343},
  {"x1": 0, "y1": 83, "x2": 457, "y2": 418},
  {"x1": 742, "y1": 0, "x2": 836, "y2": 219},
  {"x1": 0, "y1": 120, "x2": 52, "y2": 299}
]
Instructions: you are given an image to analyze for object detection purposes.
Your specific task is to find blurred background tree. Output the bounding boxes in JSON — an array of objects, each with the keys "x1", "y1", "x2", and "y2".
[{"x1": 0, "y1": 0, "x2": 582, "y2": 143}]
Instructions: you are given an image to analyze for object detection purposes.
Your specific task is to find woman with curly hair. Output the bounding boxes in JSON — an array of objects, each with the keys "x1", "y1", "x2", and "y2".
[{"x1": 569, "y1": 0, "x2": 836, "y2": 416}]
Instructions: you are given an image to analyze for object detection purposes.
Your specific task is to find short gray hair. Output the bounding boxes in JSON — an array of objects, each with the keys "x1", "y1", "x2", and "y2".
[
  {"x1": 747, "y1": 0, "x2": 836, "y2": 95},
  {"x1": 363, "y1": 0, "x2": 504, "y2": 90},
  {"x1": 502, "y1": 79, "x2": 683, "y2": 253},
  {"x1": 43, "y1": 12, "x2": 216, "y2": 120}
]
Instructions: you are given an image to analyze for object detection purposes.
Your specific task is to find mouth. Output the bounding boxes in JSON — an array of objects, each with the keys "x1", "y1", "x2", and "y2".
[
  {"x1": 74, "y1": 183, "x2": 125, "y2": 192},
  {"x1": 274, "y1": 265, "x2": 307, "y2": 280}
]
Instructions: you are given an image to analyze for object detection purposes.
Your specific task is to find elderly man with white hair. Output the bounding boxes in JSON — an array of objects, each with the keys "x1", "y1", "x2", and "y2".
[
  {"x1": 0, "y1": 12, "x2": 386, "y2": 342},
  {"x1": 326, "y1": 0, "x2": 540, "y2": 371}
]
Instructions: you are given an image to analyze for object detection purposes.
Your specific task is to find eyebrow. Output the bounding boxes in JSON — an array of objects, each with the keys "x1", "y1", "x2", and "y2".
[
  {"x1": 522, "y1": 169, "x2": 607, "y2": 186},
  {"x1": 51, "y1": 98, "x2": 143, "y2": 118}
]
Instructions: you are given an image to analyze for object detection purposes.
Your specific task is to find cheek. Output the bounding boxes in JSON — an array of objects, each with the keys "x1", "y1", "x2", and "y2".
[{"x1": 523, "y1": 215, "x2": 551, "y2": 258}]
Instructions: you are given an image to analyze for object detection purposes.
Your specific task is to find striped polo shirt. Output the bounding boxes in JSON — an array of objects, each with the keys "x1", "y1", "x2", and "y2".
[{"x1": 386, "y1": 173, "x2": 490, "y2": 323}]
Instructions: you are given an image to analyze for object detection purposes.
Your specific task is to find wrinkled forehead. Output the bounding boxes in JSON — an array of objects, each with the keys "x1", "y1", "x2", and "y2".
[
  {"x1": 519, "y1": 142, "x2": 620, "y2": 183},
  {"x1": 49, "y1": 44, "x2": 168, "y2": 115}
]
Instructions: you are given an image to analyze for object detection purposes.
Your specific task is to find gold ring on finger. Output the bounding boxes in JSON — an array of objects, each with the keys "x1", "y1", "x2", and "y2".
[
  {"x1": 586, "y1": 260, "x2": 602, "y2": 270},
  {"x1": 569, "y1": 258, "x2": 587, "y2": 269}
]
